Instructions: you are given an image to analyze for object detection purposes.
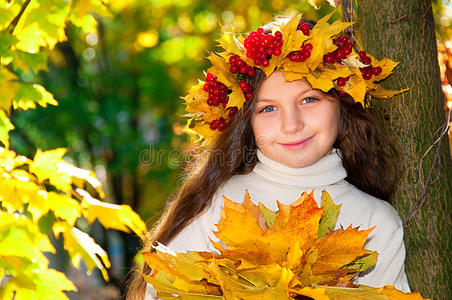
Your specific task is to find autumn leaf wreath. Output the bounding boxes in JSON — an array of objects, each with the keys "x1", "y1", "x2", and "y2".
[{"x1": 139, "y1": 191, "x2": 429, "y2": 300}]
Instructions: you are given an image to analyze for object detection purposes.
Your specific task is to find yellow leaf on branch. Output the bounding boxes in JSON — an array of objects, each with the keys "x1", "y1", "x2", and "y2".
[
  {"x1": 53, "y1": 222, "x2": 111, "y2": 280},
  {"x1": 29, "y1": 148, "x2": 71, "y2": 192},
  {"x1": 77, "y1": 188, "x2": 147, "y2": 239}
]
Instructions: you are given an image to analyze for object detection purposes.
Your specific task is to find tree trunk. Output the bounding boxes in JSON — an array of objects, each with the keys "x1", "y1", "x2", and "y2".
[{"x1": 355, "y1": 1, "x2": 452, "y2": 299}]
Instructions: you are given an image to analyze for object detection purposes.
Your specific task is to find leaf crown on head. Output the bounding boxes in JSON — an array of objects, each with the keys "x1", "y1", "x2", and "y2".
[{"x1": 182, "y1": 11, "x2": 406, "y2": 146}]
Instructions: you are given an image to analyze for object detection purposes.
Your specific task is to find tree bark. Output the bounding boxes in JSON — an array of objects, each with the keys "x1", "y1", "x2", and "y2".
[{"x1": 355, "y1": 1, "x2": 452, "y2": 299}]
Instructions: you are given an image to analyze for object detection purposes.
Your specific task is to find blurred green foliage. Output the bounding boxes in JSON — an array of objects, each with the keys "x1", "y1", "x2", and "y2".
[{"x1": 10, "y1": 0, "x2": 335, "y2": 223}]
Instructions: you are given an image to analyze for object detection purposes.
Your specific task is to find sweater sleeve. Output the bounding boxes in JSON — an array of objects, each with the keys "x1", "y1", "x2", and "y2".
[{"x1": 354, "y1": 202, "x2": 411, "y2": 293}]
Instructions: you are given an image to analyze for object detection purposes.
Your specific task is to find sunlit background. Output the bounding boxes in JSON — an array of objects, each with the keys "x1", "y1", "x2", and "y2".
[{"x1": 8, "y1": 0, "x2": 452, "y2": 298}]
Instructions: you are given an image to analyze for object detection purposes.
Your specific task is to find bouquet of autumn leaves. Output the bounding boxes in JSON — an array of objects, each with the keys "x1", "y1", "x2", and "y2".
[{"x1": 139, "y1": 191, "x2": 428, "y2": 300}]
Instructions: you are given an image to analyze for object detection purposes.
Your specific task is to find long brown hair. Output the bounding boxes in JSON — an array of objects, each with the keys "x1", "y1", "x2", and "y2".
[{"x1": 124, "y1": 21, "x2": 399, "y2": 300}]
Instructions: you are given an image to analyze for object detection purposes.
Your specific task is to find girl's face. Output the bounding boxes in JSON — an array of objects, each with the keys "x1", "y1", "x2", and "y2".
[{"x1": 251, "y1": 71, "x2": 340, "y2": 168}]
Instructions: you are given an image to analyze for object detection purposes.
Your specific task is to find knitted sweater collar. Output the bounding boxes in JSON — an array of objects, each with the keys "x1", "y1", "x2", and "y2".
[{"x1": 253, "y1": 148, "x2": 347, "y2": 188}]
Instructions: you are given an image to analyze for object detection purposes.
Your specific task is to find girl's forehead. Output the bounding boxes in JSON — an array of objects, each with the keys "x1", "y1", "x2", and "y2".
[{"x1": 257, "y1": 71, "x2": 316, "y2": 100}]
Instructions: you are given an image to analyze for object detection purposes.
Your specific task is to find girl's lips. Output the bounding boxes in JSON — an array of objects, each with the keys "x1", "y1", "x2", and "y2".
[{"x1": 279, "y1": 135, "x2": 314, "y2": 150}]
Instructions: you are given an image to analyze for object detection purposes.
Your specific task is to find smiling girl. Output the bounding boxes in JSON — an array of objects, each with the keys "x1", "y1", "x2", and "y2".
[{"x1": 126, "y1": 13, "x2": 410, "y2": 299}]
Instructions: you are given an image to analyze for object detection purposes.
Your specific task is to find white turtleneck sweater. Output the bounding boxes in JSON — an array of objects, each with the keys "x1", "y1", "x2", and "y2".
[{"x1": 145, "y1": 149, "x2": 410, "y2": 298}]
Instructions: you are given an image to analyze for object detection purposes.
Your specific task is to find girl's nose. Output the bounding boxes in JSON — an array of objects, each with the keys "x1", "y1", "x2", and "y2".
[{"x1": 281, "y1": 109, "x2": 304, "y2": 134}]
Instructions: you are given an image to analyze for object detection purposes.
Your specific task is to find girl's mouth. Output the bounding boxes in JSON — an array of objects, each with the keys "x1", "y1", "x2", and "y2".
[{"x1": 279, "y1": 135, "x2": 314, "y2": 150}]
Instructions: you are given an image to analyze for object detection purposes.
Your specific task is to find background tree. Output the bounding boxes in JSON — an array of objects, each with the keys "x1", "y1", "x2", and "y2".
[{"x1": 355, "y1": 0, "x2": 452, "y2": 299}]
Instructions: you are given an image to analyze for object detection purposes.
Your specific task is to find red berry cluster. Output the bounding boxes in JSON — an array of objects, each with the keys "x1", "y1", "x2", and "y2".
[
  {"x1": 228, "y1": 55, "x2": 256, "y2": 100},
  {"x1": 209, "y1": 117, "x2": 227, "y2": 131},
  {"x1": 209, "y1": 107, "x2": 238, "y2": 131},
  {"x1": 323, "y1": 35, "x2": 353, "y2": 64},
  {"x1": 358, "y1": 51, "x2": 382, "y2": 80},
  {"x1": 287, "y1": 43, "x2": 313, "y2": 62},
  {"x1": 229, "y1": 55, "x2": 257, "y2": 77},
  {"x1": 297, "y1": 21, "x2": 310, "y2": 36},
  {"x1": 203, "y1": 72, "x2": 229, "y2": 107},
  {"x1": 244, "y1": 28, "x2": 283, "y2": 67},
  {"x1": 239, "y1": 80, "x2": 253, "y2": 100},
  {"x1": 203, "y1": 73, "x2": 240, "y2": 132},
  {"x1": 336, "y1": 76, "x2": 350, "y2": 87}
]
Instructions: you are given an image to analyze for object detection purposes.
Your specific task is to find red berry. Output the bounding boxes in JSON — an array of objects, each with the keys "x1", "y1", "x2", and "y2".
[
  {"x1": 274, "y1": 31, "x2": 282, "y2": 40},
  {"x1": 358, "y1": 51, "x2": 367, "y2": 59},
  {"x1": 229, "y1": 55, "x2": 239, "y2": 65},
  {"x1": 239, "y1": 65, "x2": 248, "y2": 74},
  {"x1": 324, "y1": 53, "x2": 336, "y2": 63},
  {"x1": 229, "y1": 64, "x2": 239, "y2": 73},
  {"x1": 248, "y1": 68, "x2": 256, "y2": 77},
  {"x1": 372, "y1": 66, "x2": 382, "y2": 75},
  {"x1": 343, "y1": 46, "x2": 352, "y2": 56},
  {"x1": 298, "y1": 22, "x2": 310, "y2": 35},
  {"x1": 203, "y1": 83, "x2": 209, "y2": 91},
  {"x1": 245, "y1": 92, "x2": 253, "y2": 100},
  {"x1": 212, "y1": 96, "x2": 221, "y2": 106},
  {"x1": 262, "y1": 59, "x2": 270, "y2": 67},
  {"x1": 339, "y1": 35, "x2": 349, "y2": 44},
  {"x1": 210, "y1": 119, "x2": 219, "y2": 130},
  {"x1": 338, "y1": 91, "x2": 348, "y2": 97},
  {"x1": 228, "y1": 107, "x2": 238, "y2": 118},
  {"x1": 361, "y1": 56, "x2": 371, "y2": 65},
  {"x1": 264, "y1": 35, "x2": 273, "y2": 44},
  {"x1": 336, "y1": 77, "x2": 347, "y2": 86},
  {"x1": 362, "y1": 72, "x2": 372, "y2": 80},
  {"x1": 257, "y1": 27, "x2": 264, "y2": 34},
  {"x1": 303, "y1": 43, "x2": 313, "y2": 52},
  {"x1": 217, "y1": 118, "x2": 226, "y2": 131},
  {"x1": 273, "y1": 48, "x2": 281, "y2": 56}
]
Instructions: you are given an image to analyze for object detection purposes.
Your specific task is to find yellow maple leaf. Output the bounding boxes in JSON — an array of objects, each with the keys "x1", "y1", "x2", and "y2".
[
  {"x1": 343, "y1": 71, "x2": 368, "y2": 106},
  {"x1": 306, "y1": 65, "x2": 353, "y2": 92},
  {"x1": 282, "y1": 14, "x2": 310, "y2": 54},
  {"x1": 311, "y1": 12, "x2": 353, "y2": 40},
  {"x1": 216, "y1": 27, "x2": 254, "y2": 68}
]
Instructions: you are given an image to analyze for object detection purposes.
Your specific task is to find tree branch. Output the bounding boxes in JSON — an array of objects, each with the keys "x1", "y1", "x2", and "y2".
[{"x1": 8, "y1": 0, "x2": 32, "y2": 35}]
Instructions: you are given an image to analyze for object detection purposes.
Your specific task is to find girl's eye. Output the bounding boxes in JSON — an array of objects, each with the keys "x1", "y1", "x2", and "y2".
[
  {"x1": 302, "y1": 97, "x2": 318, "y2": 104},
  {"x1": 260, "y1": 105, "x2": 276, "y2": 113}
]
